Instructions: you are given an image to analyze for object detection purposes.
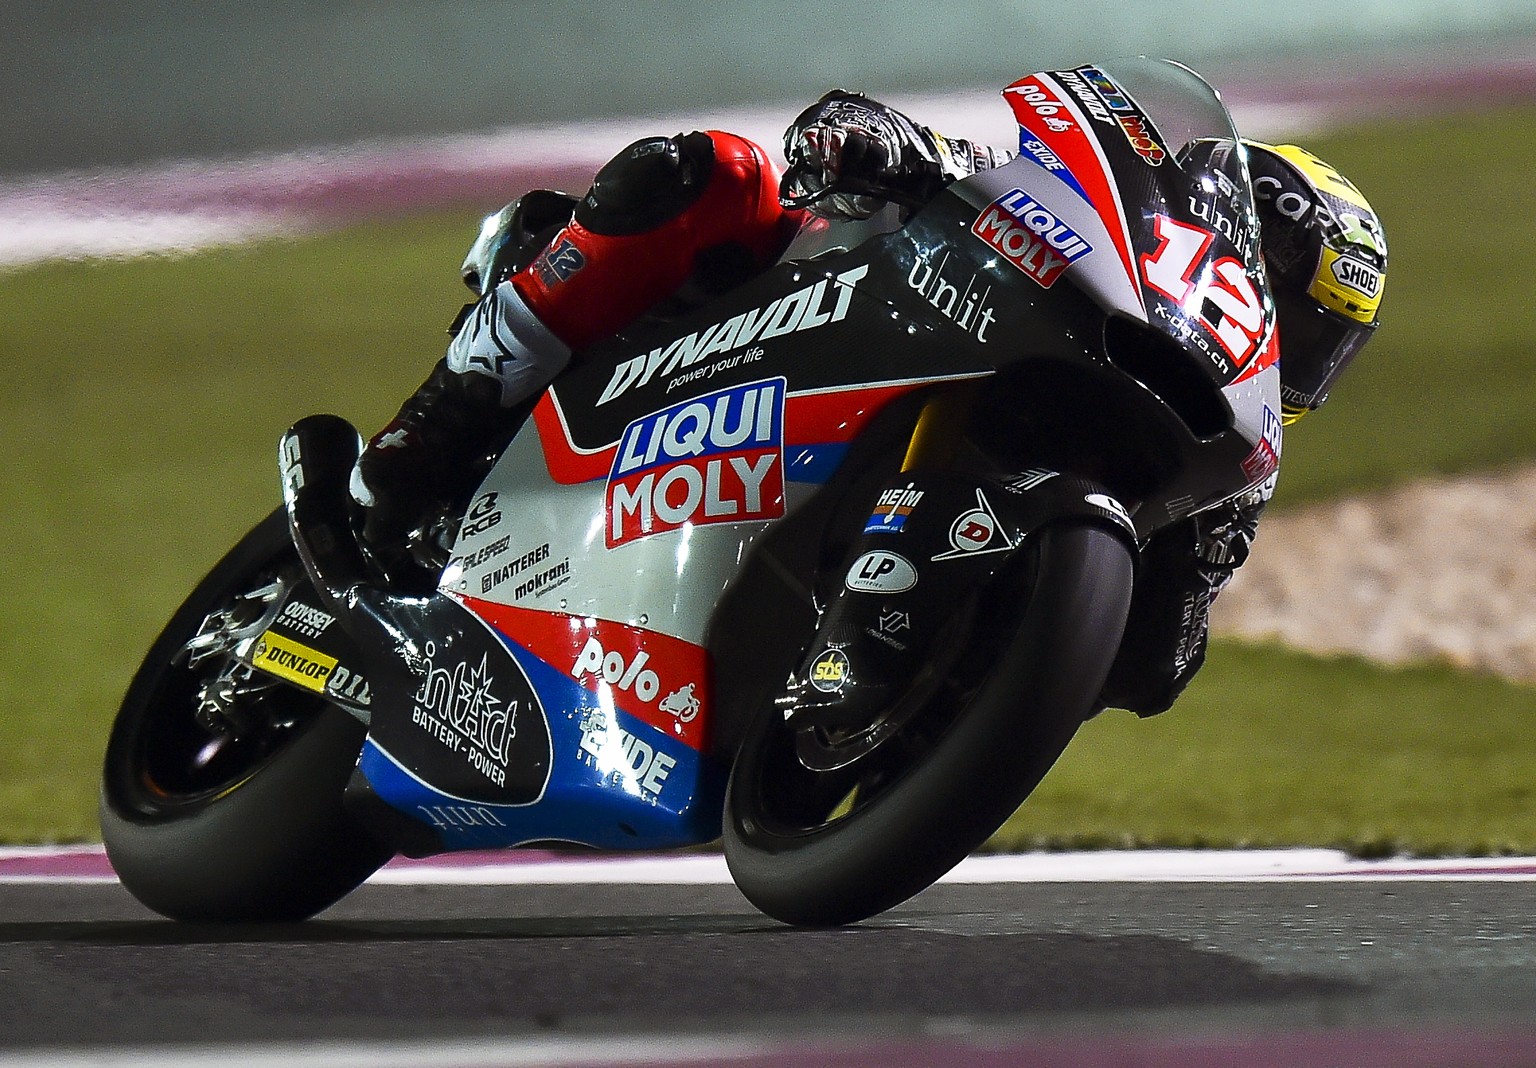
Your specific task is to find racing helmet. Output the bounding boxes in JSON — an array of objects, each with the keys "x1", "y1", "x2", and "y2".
[{"x1": 1244, "y1": 142, "x2": 1387, "y2": 422}]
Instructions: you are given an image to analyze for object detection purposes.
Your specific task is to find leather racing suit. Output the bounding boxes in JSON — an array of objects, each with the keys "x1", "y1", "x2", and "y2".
[{"x1": 351, "y1": 90, "x2": 1384, "y2": 718}]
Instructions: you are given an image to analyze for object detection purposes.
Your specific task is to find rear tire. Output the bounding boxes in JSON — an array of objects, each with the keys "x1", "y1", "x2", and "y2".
[
  {"x1": 101, "y1": 509, "x2": 391, "y2": 922},
  {"x1": 723, "y1": 522, "x2": 1133, "y2": 927}
]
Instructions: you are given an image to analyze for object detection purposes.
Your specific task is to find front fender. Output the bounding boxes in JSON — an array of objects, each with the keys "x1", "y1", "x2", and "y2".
[{"x1": 781, "y1": 467, "x2": 1136, "y2": 730}]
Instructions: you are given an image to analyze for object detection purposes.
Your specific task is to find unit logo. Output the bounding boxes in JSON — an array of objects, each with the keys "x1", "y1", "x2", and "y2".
[
  {"x1": 906, "y1": 253, "x2": 997, "y2": 341},
  {"x1": 972, "y1": 188, "x2": 1093, "y2": 289},
  {"x1": 606, "y1": 378, "x2": 786, "y2": 548},
  {"x1": 846, "y1": 550, "x2": 918, "y2": 594}
]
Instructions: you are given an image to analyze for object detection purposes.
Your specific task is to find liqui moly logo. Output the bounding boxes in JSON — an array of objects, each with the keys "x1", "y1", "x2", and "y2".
[
  {"x1": 606, "y1": 378, "x2": 786, "y2": 548},
  {"x1": 971, "y1": 188, "x2": 1093, "y2": 289}
]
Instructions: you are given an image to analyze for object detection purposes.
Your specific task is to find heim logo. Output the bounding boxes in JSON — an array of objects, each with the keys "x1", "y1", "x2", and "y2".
[
  {"x1": 606, "y1": 378, "x2": 786, "y2": 548},
  {"x1": 864, "y1": 483, "x2": 924, "y2": 534},
  {"x1": 972, "y1": 188, "x2": 1094, "y2": 288}
]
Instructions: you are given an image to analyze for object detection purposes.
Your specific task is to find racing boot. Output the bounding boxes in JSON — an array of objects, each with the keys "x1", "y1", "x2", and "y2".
[
  {"x1": 350, "y1": 279, "x2": 571, "y2": 589},
  {"x1": 1098, "y1": 492, "x2": 1264, "y2": 716}
]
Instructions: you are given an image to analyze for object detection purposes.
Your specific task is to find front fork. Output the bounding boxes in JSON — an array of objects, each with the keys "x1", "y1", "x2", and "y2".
[{"x1": 780, "y1": 387, "x2": 1137, "y2": 737}]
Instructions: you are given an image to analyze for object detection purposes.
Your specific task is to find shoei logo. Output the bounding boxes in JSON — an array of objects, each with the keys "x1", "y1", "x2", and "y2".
[
  {"x1": 606, "y1": 378, "x2": 786, "y2": 548},
  {"x1": 1330, "y1": 255, "x2": 1382, "y2": 298},
  {"x1": 864, "y1": 483, "x2": 924, "y2": 534},
  {"x1": 972, "y1": 188, "x2": 1093, "y2": 289}
]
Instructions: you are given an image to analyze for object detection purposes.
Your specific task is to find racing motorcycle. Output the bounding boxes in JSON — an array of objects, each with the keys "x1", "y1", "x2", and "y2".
[{"x1": 101, "y1": 58, "x2": 1284, "y2": 927}]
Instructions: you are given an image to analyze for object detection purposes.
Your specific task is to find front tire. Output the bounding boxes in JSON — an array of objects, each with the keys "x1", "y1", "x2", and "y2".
[
  {"x1": 723, "y1": 522, "x2": 1133, "y2": 927},
  {"x1": 101, "y1": 509, "x2": 391, "y2": 922}
]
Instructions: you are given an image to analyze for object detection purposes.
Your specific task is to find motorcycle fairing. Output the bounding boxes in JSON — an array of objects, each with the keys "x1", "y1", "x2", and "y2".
[
  {"x1": 779, "y1": 468, "x2": 1137, "y2": 732},
  {"x1": 351, "y1": 602, "x2": 725, "y2": 855},
  {"x1": 347, "y1": 592, "x2": 725, "y2": 855},
  {"x1": 999, "y1": 63, "x2": 1279, "y2": 392},
  {"x1": 350, "y1": 593, "x2": 553, "y2": 804},
  {"x1": 311, "y1": 60, "x2": 1286, "y2": 857},
  {"x1": 218, "y1": 577, "x2": 378, "y2": 720},
  {"x1": 277, "y1": 414, "x2": 723, "y2": 855}
]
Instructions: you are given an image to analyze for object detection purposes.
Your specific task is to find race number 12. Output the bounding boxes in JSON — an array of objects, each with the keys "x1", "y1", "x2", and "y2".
[{"x1": 1140, "y1": 214, "x2": 1267, "y2": 367}]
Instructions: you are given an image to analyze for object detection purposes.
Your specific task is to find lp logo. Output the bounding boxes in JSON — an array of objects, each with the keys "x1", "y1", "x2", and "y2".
[{"x1": 845, "y1": 550, "x2": 918, "y2": 594}]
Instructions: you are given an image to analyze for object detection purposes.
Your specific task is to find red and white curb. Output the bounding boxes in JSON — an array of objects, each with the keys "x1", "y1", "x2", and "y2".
[{"x1": 6, "y1": 845, "x2": 1536, "y2": 884}]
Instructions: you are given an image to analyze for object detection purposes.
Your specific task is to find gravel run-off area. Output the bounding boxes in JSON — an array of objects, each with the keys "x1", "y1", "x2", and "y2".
[{"x1": 1213, "y1": 464, "x2": 1536, "y2": 685}]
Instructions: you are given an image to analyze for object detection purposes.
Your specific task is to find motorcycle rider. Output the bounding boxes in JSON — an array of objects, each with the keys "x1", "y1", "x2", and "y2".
[{"x1": 350, "y1": 88, "x2": 1387, "y2": 717}]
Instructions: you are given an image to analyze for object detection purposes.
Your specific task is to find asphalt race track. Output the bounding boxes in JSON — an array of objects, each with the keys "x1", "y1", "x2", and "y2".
[
  {"x1": 4, "y1": 852, "x2": 1536, "y2": 1066},
  {"x1": 8, "y1": 49, "x2": 1536, "y2": 1068}
]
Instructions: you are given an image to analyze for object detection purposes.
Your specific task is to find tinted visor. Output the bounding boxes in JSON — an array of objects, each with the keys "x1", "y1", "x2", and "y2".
[{"x1": 1274, "y1": 285, "x2": 1377, "y2": 410}]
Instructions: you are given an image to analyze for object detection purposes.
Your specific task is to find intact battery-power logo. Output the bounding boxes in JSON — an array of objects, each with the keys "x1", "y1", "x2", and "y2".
[{"x1": 606, "y1": 377, "x2": 786, "y2": 548}]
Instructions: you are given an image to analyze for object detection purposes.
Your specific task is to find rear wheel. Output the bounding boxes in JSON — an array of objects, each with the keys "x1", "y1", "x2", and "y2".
[
  {"x1": 101, "y1": 509, "x2": 391, "y2": 922},
  {"x1": 723, "y1": 523, "x2": 1133, "y2": 927}
]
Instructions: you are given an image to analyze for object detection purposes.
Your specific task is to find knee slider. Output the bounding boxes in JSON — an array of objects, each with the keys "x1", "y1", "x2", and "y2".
[{"x1": 575, "y1": 132, "x2": 716, "y2": 236}]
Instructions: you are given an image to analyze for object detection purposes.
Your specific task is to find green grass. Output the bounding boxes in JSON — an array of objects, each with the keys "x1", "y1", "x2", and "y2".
[
  {"x1": 996, "y1": 642, "x2": 1536, "y2": 857},
  {"x1": 4, "y1": 104, "x2": 1536, "y2": 845},
  {"x1": 1261, "y1": 105, "x2": 1536, "y2": 506},
  {"x1": 1, "y1": 215, "x2": 482, "y2": 842}
]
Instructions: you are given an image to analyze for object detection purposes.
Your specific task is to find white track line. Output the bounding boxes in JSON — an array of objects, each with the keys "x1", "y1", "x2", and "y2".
[
  {"x1": 367, "y1": 850, "x2": 1536, "y2": 885},
  {"x1": 0, "y1": 1034, "x2": 776, "y2": 1068},
  {"x1": 7, "y1": 846, "x2": 1536, "y2": 884}
]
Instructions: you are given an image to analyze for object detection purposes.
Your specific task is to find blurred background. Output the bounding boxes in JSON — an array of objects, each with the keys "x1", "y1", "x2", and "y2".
[
  {"x1": 6, "y1": 0, "x2": 1536, "y2": 176},
  {"x1": 5, "y1": 1, "x2": 1536, "y2": 850}
]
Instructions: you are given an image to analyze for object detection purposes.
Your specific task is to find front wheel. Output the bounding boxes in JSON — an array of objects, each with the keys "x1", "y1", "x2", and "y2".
[
  {"x1": 101, "y1": 509, "x2": 391, "y2": 922},
  {"x1": 723, "y1": 523, "x2": 1133, "y2": 927}
]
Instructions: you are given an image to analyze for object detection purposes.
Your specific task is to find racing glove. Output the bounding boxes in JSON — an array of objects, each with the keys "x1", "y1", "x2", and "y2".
[{"x1": 782, "y1": 90, "x2": 1011, "y2": 219}]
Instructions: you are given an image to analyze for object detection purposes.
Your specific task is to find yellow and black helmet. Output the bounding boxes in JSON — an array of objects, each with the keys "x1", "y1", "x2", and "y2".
[{"x1": 1244, "y1": 142, "x2": 1387, "y2": 422}]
